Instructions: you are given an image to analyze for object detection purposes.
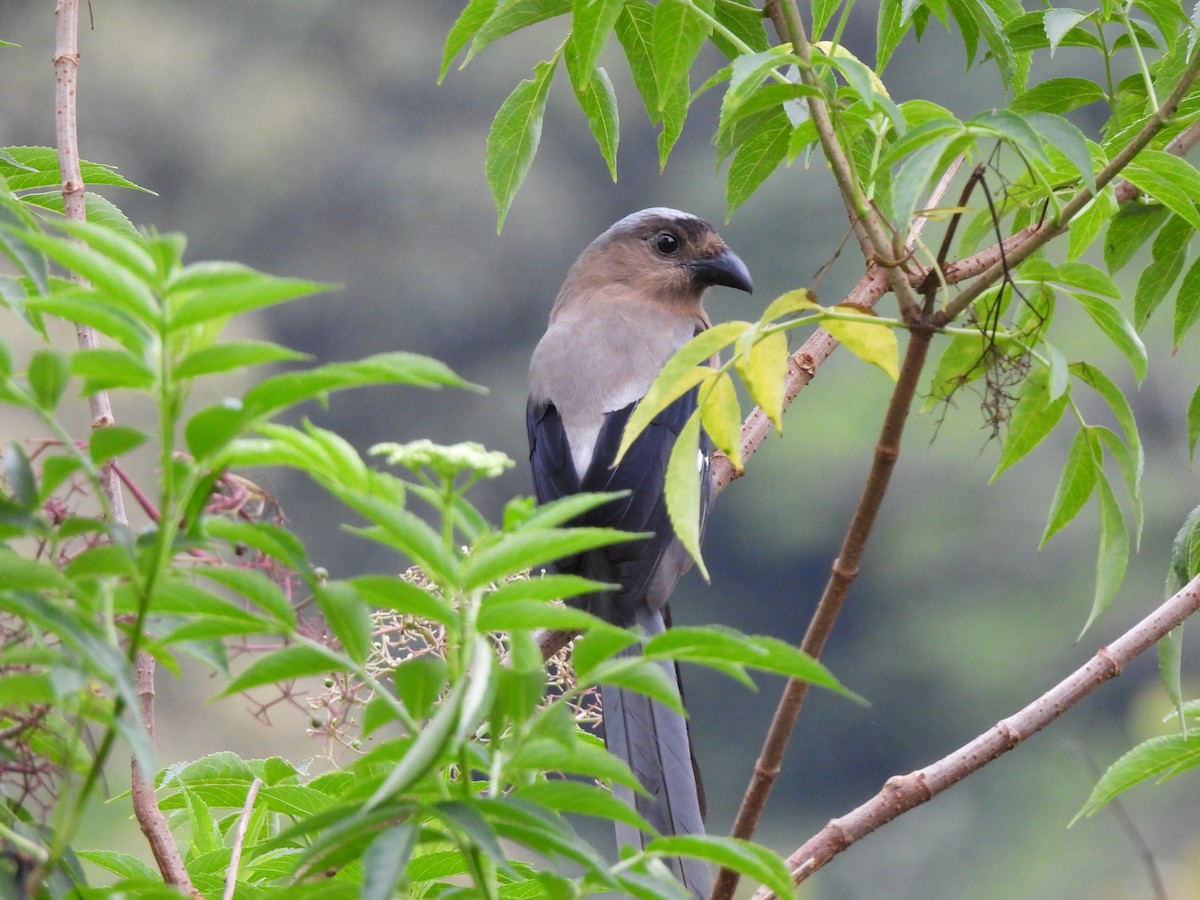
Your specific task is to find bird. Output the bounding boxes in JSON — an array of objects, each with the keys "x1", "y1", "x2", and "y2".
[{"x1": 526, "y1": 208, "x2": 752, "y2": 897}]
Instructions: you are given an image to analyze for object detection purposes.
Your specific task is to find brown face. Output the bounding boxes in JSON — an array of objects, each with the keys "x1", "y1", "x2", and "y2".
[{"x1": 576, "y1": 211, "x2": 754, "y2": 308}]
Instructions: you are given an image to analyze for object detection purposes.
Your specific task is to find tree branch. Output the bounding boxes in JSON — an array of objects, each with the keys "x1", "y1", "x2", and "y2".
[
  {"x1": 52, "y1": 1, "x2": 196, "y2": 893},
  {"x1": 750, "y1": 573, "x2": 1200, "y2": 897}
]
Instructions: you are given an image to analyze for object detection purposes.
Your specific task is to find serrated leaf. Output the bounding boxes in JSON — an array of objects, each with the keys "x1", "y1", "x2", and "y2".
[
  {"x1": 664, "y1": 410, "x2": 707, "y2": 577},
  {"x1": 24, "y1": 288, "x2": 152, "y2": 352},
  {"x1": 1122, "y1": 151, "x2": 1200, "y2": 231},
  {"x1": 466, "y1": 0, "x2": 572, "y2": 65},
  {"x1": 823, "y1": 307, "x2": 899, "y2": 380},
  {"x1": 1024, "y1": 111, "x2": 1094, "y2": 191},
  {"x1": 646, "y1": 835, "x2": 793, "y2": 900},
  {"x1": 1079, "y1": 472, "x2": 1129, "y2": 638},
  {"x1": 892, "y1": 133, "x2": 953, "y2": 234},
  {"x1": 169, "y1": 265, "x2": 329, "y2": 330},
  {"x1": 1104, "y1": 205, "x2": 1169, "y2": 274},
  {"x1": 440, "y1": 0, "x2": 498, "y2": 81},
  {"x1": 28, "y1": 349, "x2": 68, "y2": 410},
  {"x1": 1173, "y1": 255, "x2": 1200, "y2": 350},
  {"x1": 0, "y1": 147, "x2": 151, "y2": 193},
  {"x1": 616, "y1": 1, "x2": 660, "y2": 123},
  {"x1": 176, "y1": 341, "x2": 310, "y2": 379},
  {"x1": 700, "y1": 371, "x2": 742, "y2": 469},
  {"x1": 486, "y1": 54, "x2": 559, "y2": 232},
  {"x1": 877, "y1": 0, "x2": 907, "y2": 72},
  {"x1": 1068, "y1": 187, "x2": 1117, "y2": 261},
  {"x1": 736, "y1": 330, "x2": 789, "y2": 430},
  {"x1": 220, "y1": 645, "x2": 349, "y2": 696},
  {"x1": 566, "y1": 0, "x2": 626, "y2": 87},
  {"x1": 362, "y1": 825, "x2": 417, "y2": 900},
  {"x1": 652, "y1": 0, "x2": 711, "y2": 108},
  {"x1": 993, "y1": 366, "x2": 1069, "y2": 479},
  {"x1": 1071, "y1": 289, "x2": 1148, "y2": 382},
  {"x1": 1012, "y1": 77, "x2": 1106, "y2": 114},
  {"x1": 574, "y1": 66, "x2": 620, "y2": 181},
  {"x1": 17, "y1": 230, "x2": 159, "y2": 323},
  {"x1": 1073, "y1": 731, "x2": 1200, "y2": 822},
  {"x1": 1159, "y1": 626, "x2": 1186, "y2": 738},
  {"x1": 1039, "y1": 428, "x2": 1099, "y2": 548},
  {"x1": 726, "y1": 107, "x2": 790, "y2": 215},
  {"x1": 19, "y1": 191, "x2": 141, "y2": 242},
  {"x1": 366, "y1": 680, "x2": 467, "y2": 809},
  {"x1": 89, "y1": 425, "x2": 148, "y2": 464},
  {"x1": 1135, "y1": 214, "x2": 1192, "y2": 328},
  {"x1": 1043, "y1": 8, "x2": 1090, "y2": 55},
  {"x1": 464, "y1": 526, "x2": 642, "y2": 591},
  {"x1": 1188, "y1": 383, "x2": 1200, "y2": 461}
]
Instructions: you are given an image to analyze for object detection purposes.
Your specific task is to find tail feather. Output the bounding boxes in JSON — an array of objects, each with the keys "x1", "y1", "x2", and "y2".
[{"x1": 602, "y1": 654, "x2": 711, "y2": 898}]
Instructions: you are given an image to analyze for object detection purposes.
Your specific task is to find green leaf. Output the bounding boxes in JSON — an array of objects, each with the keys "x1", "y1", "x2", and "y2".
[
  {"x1": 1173, "y1": 255, "x2": 1200, "y2": 350},
  {"x1": 477, "y1": 599, "x2": 608, "y2": 632},
  {"x1": 664, "y1": 410, "x2": 706, "y2": 578},
  {"x1": 1122, "y1": 151, "x2": 1200, "y2": 232},
  {"x1": 4, "y1": 442, "x2": 37, "y2": 509},
  {"x1": 1080, "y1": 472, "x2": 1129, "y2": 638},
  {"x1": 700, "y1": 371, "x2": 742, "y2": 469},
  {"x1": 195, "y1": 565, "x2": 297, "y2": 627},
  {"x1": 463, "y1": 526, "x2": 643, "y2": 591},
  {"x1": 652, "y1": 0, "x2": 711, "y2": 108},
  {"x1": 617, "y1": 320, "x2": 747, "y2": 461},
  {"x1": 1024, "y1": 111, "x2": 1094, "y2": 191},
  {"x1": 315, "y1": 581, "x2": 373, "y2": 665},
  {"x1": 466, "y1": 0, "x2": 571, "y2": 65},
  {"x1": 566, "y1": 0, "x2": 626, "y2": 88},
  {"x1": 1159, "y1": 626, "x2": 1186, "y2": 738},
  {"x1": 1070, "y1": 288, "x2": 1148, "y2": 382},
  {"x1": 711, "y1": 0, "x2": 770, "y2": 56},
  {"x1": 89, "y1": 425, "x2": 148, "y2": 464},
  {"x1": 646, "y1": 835, "x2": 793, "y2": 900},
  {"x1": 350, "y1": 574, "x2": 455, "y2": 625},
  {"x1": 487, "y1": 54, "x2": 559, "y2": 232},
  {"x1": 616, "y1": 0, "x2": 660, "y2": 124},
  {"x1": 823, "y1": 307, "x2": 900, "y2": 380},
  {"x1": 892, "y1": 133, "x2": 953, "y2": 234},
  {"x1": 0, "y1": 146, "x2": 151, "y2": 193},
  {"x1": 1104, "y1": 205, "x2": 1169, "y2": 274},
  {"x1": 1073, "y1": 731, "x2": 1200, "y2": 822},
  {"x1": 366, "y1": 680, "x2": 467, "y2": 809},
  {"x1": 28, "y1": 349, "x2": 68, "y2": 410},
  {"x1": 440, "y1": 0, "x2": 498, "y2": 81},
  {"x1": 243, "y1": 352, "x2": 475, "y2": 418},
  {"x1": 362, "y1": 825, "x2": 417, "y2": 900},
  {"x1": 76, "y1": 851, "x2": 160, "y2": 883},
  {"x1": 220, "y1": 645, "x2": 349, "y2": 696},
  {"x1": 1011, "y1": 77, "x2": 1105, "y2": 114},
  {"x1": 1043, "y1": 8, "x2": 1090, "y2": 55},
  {"x1": 176, "y1": 341, "x2": 310, "y2": 379},
  {"x1": 24, "y1": 288, "x2": 152, "y2": 352},
  {"x1": 514, "y1": 780, "x2": 653, "y2": 833},
  {"x1": 1134, "y1": 215, "x2": 1192, "y2": 328},
  {"x1": 168, "y1": 264, "x2": 330, "y2": 330},
  {"x1": 1188, "y1": 383, "x2": 1200, "y2": 461},
  {"x1": 70, "y1": 348, "x2": 155, "y2": 392},
  {"x1": 736, "y1": 330, "x2": 789, "y2": 430},
  {"x1": 876, "y1": 0, "x2": 907, "y2": 72},
  {"x1": 586, "y1": 656, "x2": 685, "y2": 713},
  {"x1": 1068, "y1": 187, "x2": 1118, "y2": 261},
  {"x1": 1039, "y1": 428, "x2": 1098, "y2": 548},
  {"x1": 17, "y1": 230, "x2": 158, "y2": 323},
  {"x1": 185, "y1": 402, "x2": 247, "y2": 461},
  {"x1": 573, "y1": 66, "x2": 620, "y2": 181},
  {"x1": 726, "y1": 107, "x2": 791, "y2": 216},
  {"x1": 992, "y1": 366, "x2": 1069, "y2": 480},
  {"x1": 19, "y1": 191, "x2": 141, "y2": 242}
]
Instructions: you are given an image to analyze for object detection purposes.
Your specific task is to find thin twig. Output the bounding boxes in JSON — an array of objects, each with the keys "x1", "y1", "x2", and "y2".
[
  {"x1": 52, "y1": 1, "x2": 196, "y2": 893},
  {"x1": 750, "y1": 574, "x2": 1200, "y2": 897},
  {"x1": 224, "y1": 778, "x2": 263, "y2": 900}
]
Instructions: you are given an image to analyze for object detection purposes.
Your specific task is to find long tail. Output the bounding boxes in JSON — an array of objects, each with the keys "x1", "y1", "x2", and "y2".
[{"x1": 602, "y1": 619, "x2": 711, "y2": 898}]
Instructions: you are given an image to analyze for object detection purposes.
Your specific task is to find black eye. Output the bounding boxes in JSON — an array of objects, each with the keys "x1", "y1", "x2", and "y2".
[{"x1": 653, "y1": 231, "x2": 680, "y2": 255}]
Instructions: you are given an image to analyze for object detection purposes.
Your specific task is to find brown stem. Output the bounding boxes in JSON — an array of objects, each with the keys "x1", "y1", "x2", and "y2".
[
  {"x1": 52, "y1": 1, "x2": 195, "y2": 893},
  {"x1": 711, "y1": 322, "x2": 936, "y2": 900},
  {"x1": 749, "y1": 573, "x2": 1200, "y2": 897}
]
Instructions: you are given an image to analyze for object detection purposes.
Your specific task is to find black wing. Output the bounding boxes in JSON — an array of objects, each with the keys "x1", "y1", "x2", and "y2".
[{"x1": 526, "y1": 389, "x2": 712, "y2": 626}]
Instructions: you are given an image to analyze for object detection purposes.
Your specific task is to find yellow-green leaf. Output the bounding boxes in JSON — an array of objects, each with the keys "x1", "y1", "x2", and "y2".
[
  {"x1": 736, "y1": 330, "x2": 788, "y2": 430},
  {"x1": 759, "y1": 288, "x2": 820, "y2": 324},
  {"x1": 701, "y1": 371, "x2": 742, "y2": 469},
  {"x1": 823, "y1": 307, "x2": 899, "y2": 380},
  {"x1": 664, "y1": 410, "x2": 707, "y2": 579}
]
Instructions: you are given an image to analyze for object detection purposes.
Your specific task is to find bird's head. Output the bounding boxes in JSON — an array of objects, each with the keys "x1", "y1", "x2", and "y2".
[{"x1": 563, "y1": 208, "x2": 753, "y2": 312}]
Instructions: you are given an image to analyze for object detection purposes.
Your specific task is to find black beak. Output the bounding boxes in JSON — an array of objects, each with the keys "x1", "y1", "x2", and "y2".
[{"x1": 690, "y1": 246, "x2": 753, "y2": 294}]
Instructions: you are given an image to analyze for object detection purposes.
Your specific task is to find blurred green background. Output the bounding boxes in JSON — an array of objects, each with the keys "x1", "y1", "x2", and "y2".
[{"x1": 3, "y1": 1, "x2": 1200, "y2": 897}]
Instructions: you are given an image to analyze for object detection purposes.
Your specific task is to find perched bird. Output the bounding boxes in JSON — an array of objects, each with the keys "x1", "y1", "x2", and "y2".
[{"x1": 527, "y1": 208, "x2": 752, "y2": 897}]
